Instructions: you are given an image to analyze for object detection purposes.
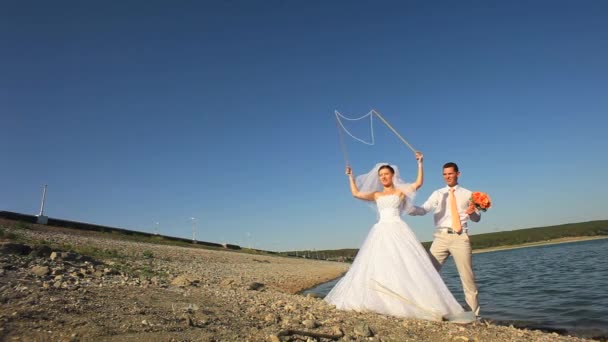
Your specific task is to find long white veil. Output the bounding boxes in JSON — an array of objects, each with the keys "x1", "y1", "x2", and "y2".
[
  {"x1": 355, "y1": 162, "x2": 417, "y2": 217},
  {"x1": 334, "y1": 110, "x2": 418, "y2": 216}
]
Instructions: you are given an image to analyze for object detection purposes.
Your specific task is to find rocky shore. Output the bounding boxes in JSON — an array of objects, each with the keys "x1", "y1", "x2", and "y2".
[{"x1": 0, "y1": 219, "x2": 598, "y2": 341}]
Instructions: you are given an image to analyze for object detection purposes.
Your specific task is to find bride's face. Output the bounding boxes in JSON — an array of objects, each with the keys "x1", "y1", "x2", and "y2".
[{"x1": 378, "y1": 169, "x2": 394, "y2": 187}]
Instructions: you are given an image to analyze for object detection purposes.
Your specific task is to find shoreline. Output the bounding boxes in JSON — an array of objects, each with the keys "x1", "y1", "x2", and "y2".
[
  {"x1": 472, "y1": 235, "x2": 608, "y2": 254},
  {"x1": 296, "y1": 235, "x2": 608, "y2": 291},
  {"x1": 296, "y1": 270, "x2": 347, "y2": 296}
]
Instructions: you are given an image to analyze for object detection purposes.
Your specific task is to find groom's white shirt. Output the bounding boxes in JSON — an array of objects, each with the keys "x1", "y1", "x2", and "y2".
[{"x1": 410, "y1": 185, "x2": 480, "y2": 229}]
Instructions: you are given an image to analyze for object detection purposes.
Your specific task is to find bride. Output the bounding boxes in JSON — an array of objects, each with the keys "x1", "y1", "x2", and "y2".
[{"x1": 324, "y1": 152, "x2": 465, "y2": 321}]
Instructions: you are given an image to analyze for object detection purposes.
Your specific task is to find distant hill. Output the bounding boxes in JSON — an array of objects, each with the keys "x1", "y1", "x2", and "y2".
[
  {"x1": 458, "y1": 220, "x2": 608, "y2": 250},
  {"x1": 282, "y1": 220, "x2": 608, "y2": 261}
]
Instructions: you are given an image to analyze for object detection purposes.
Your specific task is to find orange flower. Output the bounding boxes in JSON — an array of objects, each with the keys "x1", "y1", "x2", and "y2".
[{"x1": 470, "y1": 191, "x2": 492, "y2": 211}]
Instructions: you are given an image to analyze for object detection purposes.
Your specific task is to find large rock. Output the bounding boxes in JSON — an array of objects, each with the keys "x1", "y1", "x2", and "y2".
[
  {"x1": 30, "y1": 266, "x2": 50, "y2": 277},
  {"x1": 354, "y1": 322, "x2": 373, "y2": 337},
  {"x1": 302, "y1": 319, "x2": 318, "y2": 329}
]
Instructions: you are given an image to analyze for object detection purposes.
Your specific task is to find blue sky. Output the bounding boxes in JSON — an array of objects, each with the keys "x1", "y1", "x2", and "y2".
[{"x1": 1, "y1": 1, "x2": 607, "y2": 251}]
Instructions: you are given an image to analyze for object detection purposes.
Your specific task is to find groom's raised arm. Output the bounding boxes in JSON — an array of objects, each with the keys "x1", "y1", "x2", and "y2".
[{"x1": 409, "y1": 190, "x2": 438, "y2": 216}]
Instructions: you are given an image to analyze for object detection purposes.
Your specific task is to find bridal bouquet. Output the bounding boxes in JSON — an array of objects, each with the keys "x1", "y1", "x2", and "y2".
[{"x1": 469, "y1": 191, "x2": 492, "y2": 212}]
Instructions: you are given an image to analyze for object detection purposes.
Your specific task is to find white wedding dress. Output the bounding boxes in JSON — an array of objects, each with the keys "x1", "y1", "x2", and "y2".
[{"x1": 324, "y1": 194, "x2": 465, "y2": 321}]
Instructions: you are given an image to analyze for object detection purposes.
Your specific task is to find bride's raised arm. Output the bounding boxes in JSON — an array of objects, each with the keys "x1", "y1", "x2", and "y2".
[
  {"x1": 346, "y1": 166, "x2": 376, "y2": 201},
  {"x1": 411, "y1": 152, "x2": 424, "y2": 190}
]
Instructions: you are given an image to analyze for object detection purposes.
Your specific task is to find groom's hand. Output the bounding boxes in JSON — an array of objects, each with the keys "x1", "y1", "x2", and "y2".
[{"x1": 465, "y1": 204, "x2": 477, "y2": 215}]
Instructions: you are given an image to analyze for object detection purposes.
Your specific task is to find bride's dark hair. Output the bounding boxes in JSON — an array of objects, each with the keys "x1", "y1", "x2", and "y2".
[{"x1": 378, "y1": 165, "x2": 395, "y2": 174}]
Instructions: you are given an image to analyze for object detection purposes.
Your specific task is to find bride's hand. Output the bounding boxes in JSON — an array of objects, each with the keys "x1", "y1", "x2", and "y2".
[
  {"x1": 415, "y1": 151, "x2": 424, "y2": 163},
  {"x1": 345, "y1": 166, "x2": 353, "y2": 177}
]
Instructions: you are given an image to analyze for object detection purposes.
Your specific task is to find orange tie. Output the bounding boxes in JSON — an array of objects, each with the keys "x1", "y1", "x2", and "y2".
[{"x1": 449, "y1": 188, "x2": 462, "y2": 233}]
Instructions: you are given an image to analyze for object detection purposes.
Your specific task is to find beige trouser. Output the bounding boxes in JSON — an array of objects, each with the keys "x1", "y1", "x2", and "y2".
[{"x1": 429, "y1": 232, "x2": 480, "y2": 316}]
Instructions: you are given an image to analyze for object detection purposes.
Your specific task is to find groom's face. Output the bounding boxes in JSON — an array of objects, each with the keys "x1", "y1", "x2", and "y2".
[{"x1": 443, "y1": 167, "x2": 460, "y2": 187}]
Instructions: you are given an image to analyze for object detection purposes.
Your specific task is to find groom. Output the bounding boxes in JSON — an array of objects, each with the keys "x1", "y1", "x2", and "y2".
[{"x1": 409, "y1": 162, "x2": 481, "y2": 317}]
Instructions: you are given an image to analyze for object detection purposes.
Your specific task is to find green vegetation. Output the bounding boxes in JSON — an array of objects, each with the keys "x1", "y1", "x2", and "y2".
[
  {"x1": 14, "y1": 222, "x2": 31, "y2": 230},
  {"x1": 77, "y1": 245, "x2": 126, "y2": 260},
  {"x1": 283, "y1": 220, "x2": 608, "y2": 261},
  {"x1": 0, "y1": 224, "x2": 23, "y2": 242},
  {"x1": 142, "y1": 250, "x2": 154, "y2": 259},
  {"x1": 136, "y1": 264, "x2": 168, "y2": 279},
  {"x1": 467, "y1": 220, "x2": 608, "y2": 250},
  {"x1": 138, "y1": 265, "x2": 156, "y2": 278}
]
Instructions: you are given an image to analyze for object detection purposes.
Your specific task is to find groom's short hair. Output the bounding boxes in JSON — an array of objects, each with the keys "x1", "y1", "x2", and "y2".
[{"x1": 443, "y1": 162, "x2": 459, "y2": 172}]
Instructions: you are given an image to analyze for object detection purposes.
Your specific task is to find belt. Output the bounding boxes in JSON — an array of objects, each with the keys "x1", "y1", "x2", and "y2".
[{"x1": 437, "y1": 227, "x2": 468, "y2": 235}]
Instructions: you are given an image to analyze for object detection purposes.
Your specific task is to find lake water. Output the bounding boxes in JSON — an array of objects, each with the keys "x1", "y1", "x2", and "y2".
[{"x1": 302, "y1": 238, "x2": 608, "y2": 339}]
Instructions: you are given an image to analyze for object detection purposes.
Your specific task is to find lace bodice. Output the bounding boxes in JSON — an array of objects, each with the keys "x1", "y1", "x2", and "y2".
[{"x1": 376, "y1": 194, "x2": 403, "y2": 221}]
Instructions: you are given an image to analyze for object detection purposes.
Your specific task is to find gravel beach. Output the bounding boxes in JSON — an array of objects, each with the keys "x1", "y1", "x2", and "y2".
[{"x1": 0, "y1": 219, "x2": 598, "y2": 341}]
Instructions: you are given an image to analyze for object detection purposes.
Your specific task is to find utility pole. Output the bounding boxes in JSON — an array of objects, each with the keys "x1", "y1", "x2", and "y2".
[
  {"x1": 190, "y1": 217, "x2": 197, "y2": 243},
  {"x1": 38, "y1": 184, "x2": 47, "y2": 216},
  {"x1": 36, "y1": 184, "x2": 48, "y2": 224}
]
